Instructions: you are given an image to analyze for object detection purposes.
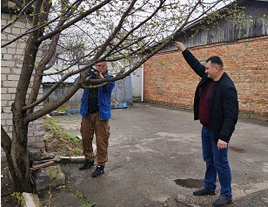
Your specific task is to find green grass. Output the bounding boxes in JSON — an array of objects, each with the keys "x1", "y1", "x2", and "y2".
[
  {"x1": 80, "y1": 203, "x2": 96, "y2": 207},
  {"x1": 44, "y1": 117, "x2": 82, "y2": 143},
  {"x1": 76, "y1": 190, "x2": 84, "y2": 199},
  {"x1": 62, "y1": 133, "x2": 81, "y2": 143},
  {"x1": 45, "y1": 118, "x2": 61, "y2": 131},
  {"x1": 76, "y1": 190, "x2": 96, "y2": 207}
]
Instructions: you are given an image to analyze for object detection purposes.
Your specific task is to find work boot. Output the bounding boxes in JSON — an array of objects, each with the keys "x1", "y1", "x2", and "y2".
[
  {"x1": 213, "y1": 194, "x2": 232, "y2": 206},
  {"x1": 79, "y1": 159, "x2": 95, "y2": 170},
  {"x1": 91, "y1": 165, "x2": 104, "y2": 177},
  {"x1": 193, "y1": 187, "x2": 216, "y2": 196}
]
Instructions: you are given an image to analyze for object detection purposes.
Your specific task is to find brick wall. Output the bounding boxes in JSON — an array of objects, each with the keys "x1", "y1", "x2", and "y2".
[
  {"x1": 144, "y1": 36, "x2": 268, "y2": 121},
  {"x1": 1, "y1": 13, "x2": 44, "y2": 144}
]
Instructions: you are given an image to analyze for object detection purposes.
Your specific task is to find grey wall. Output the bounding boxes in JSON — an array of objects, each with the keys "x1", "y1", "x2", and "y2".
[{"x1": 43, "y1": 75, "x2": 133, "y2": 107}]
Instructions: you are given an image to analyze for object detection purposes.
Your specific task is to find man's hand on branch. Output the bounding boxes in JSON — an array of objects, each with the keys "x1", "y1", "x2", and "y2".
[
  {"x1": 98, "y1": 72, "x2": 104, "y2": 79},
  {"x1": 174, "y1": 41, "x2": 186, "y2": 52}
]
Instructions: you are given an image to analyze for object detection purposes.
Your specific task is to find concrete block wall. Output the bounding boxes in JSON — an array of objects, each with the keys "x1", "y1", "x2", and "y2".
[
  {"x1": 1, "y1": 13, "x2": 44, "y2": 143},
  {"x1": 144, "y1": 36, "x2": 268, "y2": 121}
]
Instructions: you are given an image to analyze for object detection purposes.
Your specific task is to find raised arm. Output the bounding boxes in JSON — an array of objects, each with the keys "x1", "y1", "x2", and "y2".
[{"x1": 174, "y1": 41, "x2": 206, "y2": 78}]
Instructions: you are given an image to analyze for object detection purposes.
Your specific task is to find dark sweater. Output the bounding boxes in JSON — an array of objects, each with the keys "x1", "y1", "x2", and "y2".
[
  {"x1": 182, "y1": 49, "x2": 239, "y2": 143},
  {"x1": 199, "y1": 80, "x2": 217, "y2": 128},
  {"x1": 88, "y1": 87, "x2": 98, "y2": 114}
]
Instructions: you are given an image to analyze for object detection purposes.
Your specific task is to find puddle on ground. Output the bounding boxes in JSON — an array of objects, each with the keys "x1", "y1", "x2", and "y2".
[
  {"x1": 229, "y1": 146, "x2": 245, "y2": 153},
  {"x1": 174, "y1": 178, "x2": 203, "y2": 188}
]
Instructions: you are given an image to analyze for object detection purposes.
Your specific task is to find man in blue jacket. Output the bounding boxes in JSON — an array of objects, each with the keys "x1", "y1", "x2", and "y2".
[
  {"x1": 79, "y1": 61, "x2": 115, "y2": 178},
  {"x1": 174, "y1": 42, "x2": 238, "y2": 207}
]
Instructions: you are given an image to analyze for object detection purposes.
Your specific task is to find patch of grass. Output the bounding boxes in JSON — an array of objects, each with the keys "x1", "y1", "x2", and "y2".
[
  {"x1": 44, "y1": 118, "x2": 81, "y2": 143},
  {"x1": 45, "y1": 118, "x2": 61, "y2": 131},
  {"x1": 76, "y1": 190, "x2": 96, "y2": 207},
  {"x1": 62, "y1": 133, "x2": 81, "y2": 143},
  {"x1": 44, "y1": 117, "x2": 83, "y2": 156},
  {"x1": 74, "y1": 148, "x2": 81, "y2": 155},
  {"x1": 76, "y1": 190, "x2": 84, "y2": 199},
  {"x1": 10, "y1": 192, "x2": 24, "y2": 206},
  {"x1": 80, "y1": 203, "x2": 96, "y2": 207},
  {"x1": 44, "y1": 138, "x2": 50, "y2": 143}
]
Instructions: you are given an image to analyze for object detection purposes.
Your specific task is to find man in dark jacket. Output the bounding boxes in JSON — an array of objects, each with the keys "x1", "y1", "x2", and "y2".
[
  {"x1": 79, "y1": 61, "x2": 115, "y2": 178},
  {"x1": 174, "y1": 42, "x2": 238, "y2": 207}
]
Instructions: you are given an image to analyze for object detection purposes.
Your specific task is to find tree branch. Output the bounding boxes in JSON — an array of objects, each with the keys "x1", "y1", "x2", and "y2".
[
  {"x1": 22, "y1": 0, "x2": 206, "y2": 122},
  {"x1": 27, "y1": 0, "x2": 83, "y2": 112},
  {"x1": 22, "y1": 65, "x2": 86, "y2": 112},
  {"x1": 38, "y1": 0, "x2": 112, "y2": 42},
  {"x1": 24, "y1": 81, "x2": 81, "y2": 123},
  {"x1": 1, "y1": 0, "x2": 37, "y2": 32},
  {"x1": 89, "y1": 0, "x2": 203, "y2": 84},
  {"x1": 14, "y1": 0, "x2": 43, "y2": 107},
  {"x1": 1, "y1": 0, "x2": 83, "y2": 48},
  {"x1": 104, "y1": 0, "x2": 167, "y2": 59}
]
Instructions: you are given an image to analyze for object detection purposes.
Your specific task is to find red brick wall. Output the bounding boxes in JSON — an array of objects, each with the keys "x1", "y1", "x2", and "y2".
[{"x1": 144, "y1": 36, "x2": 268, "y2": 121}]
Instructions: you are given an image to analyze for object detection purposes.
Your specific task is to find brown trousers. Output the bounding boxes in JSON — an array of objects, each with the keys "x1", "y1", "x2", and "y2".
[{"x1": 80, "y1": 113, "x2": 110, "y2": 166}]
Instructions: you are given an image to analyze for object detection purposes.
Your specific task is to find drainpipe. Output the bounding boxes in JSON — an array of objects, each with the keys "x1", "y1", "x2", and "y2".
[{"x1": 141, "y1": 64, "x2": 144, "y2": 102}]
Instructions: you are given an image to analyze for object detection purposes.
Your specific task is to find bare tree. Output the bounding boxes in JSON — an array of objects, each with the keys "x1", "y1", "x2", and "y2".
[{"x1": 1, "y1": 0, "x2": 241, "y2": 192}]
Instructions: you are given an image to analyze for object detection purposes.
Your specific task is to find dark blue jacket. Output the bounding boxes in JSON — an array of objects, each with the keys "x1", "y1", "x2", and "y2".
[
  {"x1": 182, "y1": 49, "x2": 239, "y2": 143},
  {"x1": 80, "y1": 71, "x2": 115, "y2": 120}
]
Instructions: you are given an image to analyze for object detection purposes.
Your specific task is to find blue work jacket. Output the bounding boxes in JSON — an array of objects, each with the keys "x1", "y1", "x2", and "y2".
[{"x1": 80, "y1": 71, "x2": 115, "y2": 120}]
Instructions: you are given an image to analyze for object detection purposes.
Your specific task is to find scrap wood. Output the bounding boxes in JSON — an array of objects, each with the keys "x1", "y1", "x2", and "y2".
[
  {"x1": 30, "y1": 161, "x2": 55, "y2": 171},
  {"x1": 32, "y1": 156, "x2": 61, "y2": 165}
]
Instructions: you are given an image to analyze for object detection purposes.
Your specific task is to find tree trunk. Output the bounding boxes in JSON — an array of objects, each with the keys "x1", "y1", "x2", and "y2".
[{"x1": 9, "y1": 104, "x2": 33, "y2": 193}]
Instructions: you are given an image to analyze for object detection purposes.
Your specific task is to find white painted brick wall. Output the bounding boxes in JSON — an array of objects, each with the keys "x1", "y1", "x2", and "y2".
[
  {"x1": 1, "y1": 74, "x2": 7, "y2": 80},
  {"x1": 7, "y1": 48, "x2": 16, "y2": 54},
  {"x1": 1, "y1": 47, "x2": 7, "y2": 53},
  {"x1": 1, "y1": 12, "x2": 44, "y2": 147},
  {"x1": 1, "y1": 88, "x2": 8, "y2": 93},
  {"x1": 3, "y1": 54, "x2": 12, "y2": 59},
  {"x1": 8, "y1": 75, "x2": 20, "y2": 80},
  {"x1": 1, "y1": 94, "x2": 11, "y2": 100},
  {"x1": 1, "y1": 68, "x2": 10, "y2": 73},
  {"x1": 1, "y1": 60, "x2": 15, "y2": 67},
  {"x1": 2, "y1": 81, "x2": 18, "y2": 87},
  {"x1": 8, "y1": 88, "x2": 17, "y2": 93}
]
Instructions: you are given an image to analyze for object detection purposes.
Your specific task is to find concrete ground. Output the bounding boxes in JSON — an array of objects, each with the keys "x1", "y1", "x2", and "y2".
[{"x1": 51, "y1": 103, "x2": 268, "y2": 207}]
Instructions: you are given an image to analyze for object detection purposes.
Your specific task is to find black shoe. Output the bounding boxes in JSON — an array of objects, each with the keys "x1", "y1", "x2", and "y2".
[
  {"x1": 91, "y1": 165, "x2": 105, "y2": 177},
  {"x1": 79, "y1": 159, "x2": 95, "y2": 170},
  {"x1": 213, "y1": 194, "x2": 232, "y2": 206},
  {"x1": 193, "y1": 187, "x2": 216, "y2": 196}
]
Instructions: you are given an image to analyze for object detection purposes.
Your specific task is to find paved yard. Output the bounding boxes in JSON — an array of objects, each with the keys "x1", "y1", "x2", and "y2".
[{"x1": 51, "y1": 103, "x2": 268, "y2": 207}]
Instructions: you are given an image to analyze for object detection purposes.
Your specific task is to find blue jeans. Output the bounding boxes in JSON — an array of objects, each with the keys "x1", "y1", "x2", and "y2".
[{"x1": 201, "y1": 126, "x2": 232, "y2": 196}]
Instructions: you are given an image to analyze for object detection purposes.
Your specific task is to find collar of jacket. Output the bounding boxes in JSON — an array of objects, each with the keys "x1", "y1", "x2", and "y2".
[{"x1": 199, "y1": 72, "x2": 227, "y2": 85}]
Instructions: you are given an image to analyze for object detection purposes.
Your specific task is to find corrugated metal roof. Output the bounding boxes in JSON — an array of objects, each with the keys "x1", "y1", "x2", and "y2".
[{"x1": 42, "y1": 64, "x2": 82, "y2": 84}]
